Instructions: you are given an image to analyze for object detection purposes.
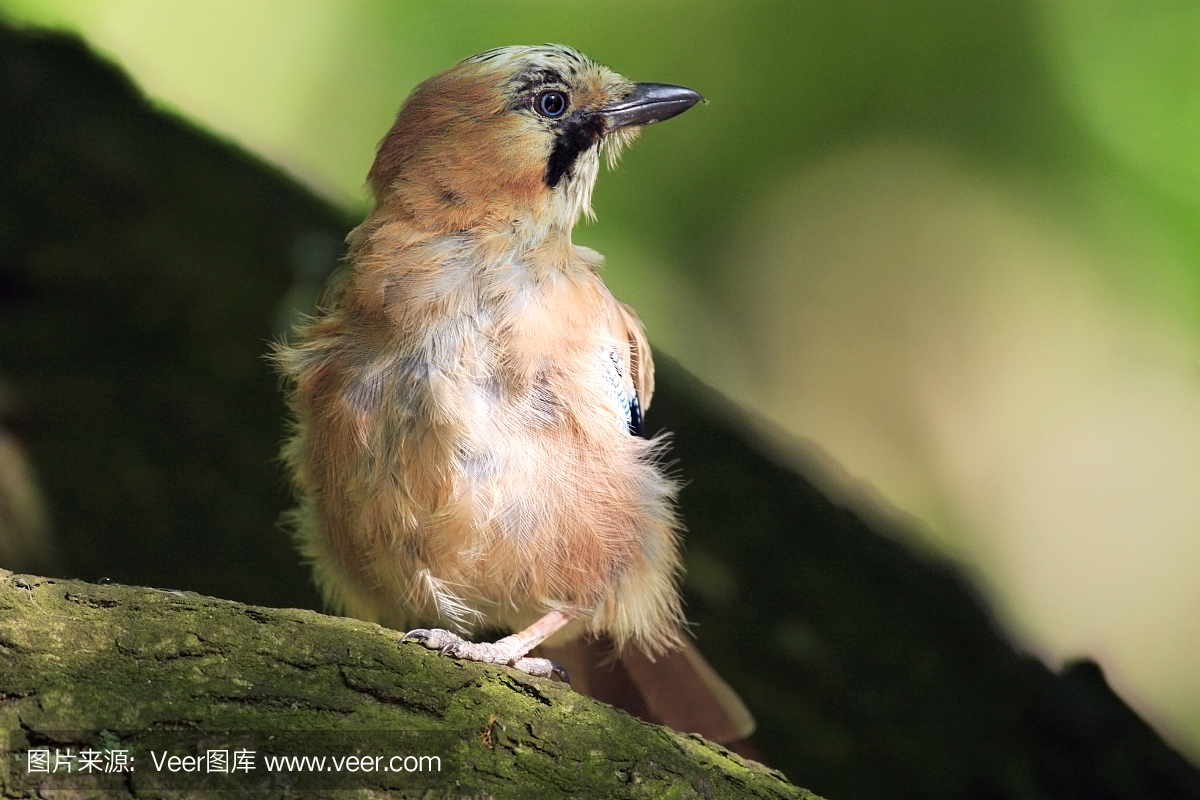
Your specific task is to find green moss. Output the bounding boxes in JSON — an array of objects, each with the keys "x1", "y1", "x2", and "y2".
[{"x1": 0, "y1": 571, "x2": 813, "y2": 799}]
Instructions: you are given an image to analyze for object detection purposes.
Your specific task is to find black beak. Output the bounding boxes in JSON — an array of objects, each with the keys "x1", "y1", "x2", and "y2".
[{"x1": 598, "y1": 82, "x2": 704, "y2": 132}]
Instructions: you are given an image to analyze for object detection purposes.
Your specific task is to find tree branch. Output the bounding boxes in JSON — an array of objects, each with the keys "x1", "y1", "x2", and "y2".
[{"x1": 0, "y1": 569, "x2": 817, "y2": 799}]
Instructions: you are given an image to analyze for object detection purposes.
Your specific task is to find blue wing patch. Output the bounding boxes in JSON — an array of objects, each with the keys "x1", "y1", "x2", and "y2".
[
  {"x1": 601, "y1": 346, "x2": 646, "y2": 438},
  {"x1": 628, "y1": 392, "x2": 645, "y2": 438}
]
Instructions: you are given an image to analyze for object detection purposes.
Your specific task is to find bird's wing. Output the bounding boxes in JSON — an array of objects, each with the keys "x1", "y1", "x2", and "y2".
[{"x1": 615, "y1": 300, "x2": 655, "y2": 413}]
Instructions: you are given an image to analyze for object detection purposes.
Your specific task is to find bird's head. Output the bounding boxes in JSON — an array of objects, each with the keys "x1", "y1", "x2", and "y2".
[{"x1": 367, "y1": 45, "x2": 702, "y2": 239}]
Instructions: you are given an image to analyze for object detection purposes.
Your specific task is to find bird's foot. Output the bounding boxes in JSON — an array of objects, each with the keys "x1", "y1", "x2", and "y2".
[{"x1": 402, "y1": 628, "x2": 569, "y2": 682}]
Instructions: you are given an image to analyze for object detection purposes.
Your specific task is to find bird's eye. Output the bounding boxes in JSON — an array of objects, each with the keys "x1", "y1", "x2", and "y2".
[{"x1": 535, "y1": 90, "x2": 568, "y2": 118}]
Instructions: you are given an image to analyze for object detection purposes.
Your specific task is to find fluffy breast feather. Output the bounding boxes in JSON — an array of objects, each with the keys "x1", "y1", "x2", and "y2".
[{"x1": 279, "y1": 230, "x2": 682, "y2": 651}]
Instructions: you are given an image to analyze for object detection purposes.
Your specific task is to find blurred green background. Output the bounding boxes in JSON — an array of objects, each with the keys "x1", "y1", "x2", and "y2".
[{"x1": 3, "y1": 0, "x2": 1198, "y2": 768}]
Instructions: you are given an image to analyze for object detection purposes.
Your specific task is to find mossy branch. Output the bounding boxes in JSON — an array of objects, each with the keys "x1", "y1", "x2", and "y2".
[{"x1": 0, "y1": 569, "x2": 817, "y2": 799}]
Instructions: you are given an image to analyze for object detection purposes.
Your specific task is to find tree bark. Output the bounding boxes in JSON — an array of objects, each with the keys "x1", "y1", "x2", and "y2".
[{"x1": 0, "y1": 569, "x2": 817, "y2": 799}]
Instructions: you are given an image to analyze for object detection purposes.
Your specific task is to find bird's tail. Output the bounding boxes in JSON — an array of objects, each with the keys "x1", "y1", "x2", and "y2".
[{"x1": 535, "y1": 636, "x2": 760, "y2": 761}]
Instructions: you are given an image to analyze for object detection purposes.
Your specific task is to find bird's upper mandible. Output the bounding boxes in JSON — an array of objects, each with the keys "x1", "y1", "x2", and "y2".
[{"x1": 366, "y1": 45, "x2": 703, "y2": 236}]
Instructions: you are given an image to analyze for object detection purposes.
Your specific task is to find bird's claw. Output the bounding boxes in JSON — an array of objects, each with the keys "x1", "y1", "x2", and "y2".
[
  {"x1": 402, "y1": 627, "x2": 569, "y2": 683},
  {"x1": 401, "y1": 628, "x2": 457, "y2": 657},
  {"x1": 516, "y1": 657, "x2": 570, "y2": 683}
]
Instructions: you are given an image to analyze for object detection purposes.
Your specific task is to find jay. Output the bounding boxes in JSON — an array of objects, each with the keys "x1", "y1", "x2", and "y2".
[{"x1": 276, "y1": 45, "x2": 755, "y2": 752}]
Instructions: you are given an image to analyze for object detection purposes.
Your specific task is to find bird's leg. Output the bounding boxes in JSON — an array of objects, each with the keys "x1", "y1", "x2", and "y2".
[{"x1": 403, "y1": 609, "x2": 573, "y2": 681}]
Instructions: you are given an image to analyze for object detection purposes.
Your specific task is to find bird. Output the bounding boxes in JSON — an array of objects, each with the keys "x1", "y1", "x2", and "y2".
[{"x1": 274, "y1": 44, "x2": 755, "y2": 753}]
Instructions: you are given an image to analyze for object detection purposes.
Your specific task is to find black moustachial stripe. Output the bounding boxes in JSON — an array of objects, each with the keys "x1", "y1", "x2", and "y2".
[{"x1": 545, "y1": 114, "x2": 605, "y2": 189}]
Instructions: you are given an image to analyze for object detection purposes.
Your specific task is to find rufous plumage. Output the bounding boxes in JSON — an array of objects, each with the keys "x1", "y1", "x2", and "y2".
[{"x1": 275, "y1": 44, "x2": 754, "y2": 750}]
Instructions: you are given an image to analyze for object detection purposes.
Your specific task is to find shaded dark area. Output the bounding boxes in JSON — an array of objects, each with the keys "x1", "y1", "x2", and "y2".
[
  {"x1": 659, "y1": 368, "x2": 1200, "y2": 799},
  {"x1": 0, "y1": 19, "x2": 352, "y2": 606},
  {"x1": 1, "y1": 21, "x2": 1198, "y2": 800}
]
